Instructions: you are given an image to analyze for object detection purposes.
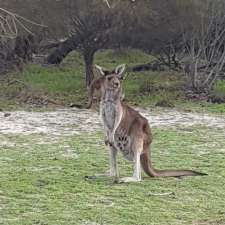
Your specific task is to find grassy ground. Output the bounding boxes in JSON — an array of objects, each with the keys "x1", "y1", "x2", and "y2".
[
  {"x1": 0, "y1": 50, "x2": 225, "y2": 224},
  {"x1": 0, "y1": 49, "x2": 225, "y2": 113},
  {"x1": 0, "y1": 126, "x2": 224, "y2": 225}
]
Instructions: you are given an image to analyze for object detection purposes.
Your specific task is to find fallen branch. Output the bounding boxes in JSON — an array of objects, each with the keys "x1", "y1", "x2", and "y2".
[
  {"x1": 46, "y1": 37, "x2": 78, "y2": 64},
  {"x1": 129, "y1": 61, "x2": 166, "y2": 72}
]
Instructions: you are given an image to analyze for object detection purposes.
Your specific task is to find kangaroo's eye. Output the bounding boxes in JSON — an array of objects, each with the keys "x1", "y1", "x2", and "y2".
[{"x1": 107, "y1": 77, "x2": 112, "y2": 81}]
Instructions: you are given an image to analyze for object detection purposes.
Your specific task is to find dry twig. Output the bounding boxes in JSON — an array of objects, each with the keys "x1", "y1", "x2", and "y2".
[
  {"x1": 103, "y1": 0, "x2": 111, "y2": 8},
  {"x1": 0, "y1": 8, "x2": 47, "y2": 39},
  {"x1": 146, "y1": 192, "x2": 175, "y2": 197}
]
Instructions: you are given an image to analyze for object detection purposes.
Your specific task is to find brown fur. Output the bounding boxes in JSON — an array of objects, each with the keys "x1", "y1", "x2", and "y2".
[{"x1": 87, "y1": 64, "x2": 206, "y2": 182}]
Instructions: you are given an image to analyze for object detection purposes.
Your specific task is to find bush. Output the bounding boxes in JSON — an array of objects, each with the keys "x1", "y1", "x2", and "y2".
[
  {"x1": 212, "y1": 80, "x2": 225, "y2": 98},
  {"x1": 210, "y1": 80, "x2": 225, "y2": 103}
]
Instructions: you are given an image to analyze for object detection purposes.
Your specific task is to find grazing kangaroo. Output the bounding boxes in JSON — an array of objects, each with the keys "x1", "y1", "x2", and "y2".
[{"x1": 87, "y1": 64, "x2": 206, "y2": 182}]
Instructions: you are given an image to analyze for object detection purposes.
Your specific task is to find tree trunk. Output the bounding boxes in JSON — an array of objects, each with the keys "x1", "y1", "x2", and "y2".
[{"x1": 83, "y1": 50, "x2": 95, "y2": 87}]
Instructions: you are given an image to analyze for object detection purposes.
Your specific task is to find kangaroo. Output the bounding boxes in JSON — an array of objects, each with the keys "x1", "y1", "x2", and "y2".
[{"x1": 86, "y1": 64, "x2": 206, "y2": 182}]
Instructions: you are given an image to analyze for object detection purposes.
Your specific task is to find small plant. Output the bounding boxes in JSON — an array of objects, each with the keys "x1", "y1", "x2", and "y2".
[
  {"x1": 210, "y1": 80, "x2": 225, "y2": 103},
  {"x1": 139, "y1": 81, "x2": 156, "y2": 95},
  {"x1": 213, "y1": 80, "x2": 225, "y2": 97}
]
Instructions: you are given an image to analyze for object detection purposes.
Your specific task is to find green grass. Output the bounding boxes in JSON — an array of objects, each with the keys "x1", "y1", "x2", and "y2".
[
  {"x1": 176, "y1": 100, "x2": 225, "y2": 114},
  {"x1": 123, "y1": 70, "x2": 184, "y2": 107},
  {"x1": 0, "y1": 127, "x2": 224, "y2": 225},
  {"x1": 95, "y1": 49, "x2": 152, "y2": 68},
  {"x1": 1, "y1": 49, "x2": 225, "y2": 113},
  {"x1": 1, "y1": 49, "x2": 225, "y2": 224},
  {"x1": 22, "y1": 55, "x2": 86, "y2": 105},
  {"x1": 212, "y1": 80, "x2": 225, "y2": 99}
]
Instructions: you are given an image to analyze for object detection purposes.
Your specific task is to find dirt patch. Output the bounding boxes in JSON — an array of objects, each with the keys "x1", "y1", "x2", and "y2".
[
  {"x1": 0, "y1": 108, "x2": 225, "y2": 136},
  {"x1": 0, "y1": 108, "x2": 101, "y2": 136},
  {"x1": 139, "y1": 108, "x2": 225, "y2": 129}
]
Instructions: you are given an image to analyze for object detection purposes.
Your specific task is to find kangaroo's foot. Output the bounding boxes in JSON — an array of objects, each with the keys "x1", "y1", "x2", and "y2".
[
  {"x1": 119, "y1": 177, "x2": 141, "y2": 183},
  {"x1": 109, "y1": 169, "x2": 119, "y2": 183}
]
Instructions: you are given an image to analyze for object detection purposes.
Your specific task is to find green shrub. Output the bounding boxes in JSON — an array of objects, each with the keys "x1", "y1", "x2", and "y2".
[{"x1": 212, "y1": 80, "x2": 225, "y2": 98}]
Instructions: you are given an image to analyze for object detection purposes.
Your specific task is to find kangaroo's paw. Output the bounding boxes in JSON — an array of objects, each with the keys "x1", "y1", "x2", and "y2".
[
  {"x1": 112, "y1": 176, "x2": 119, "y2": 184},
  {"x1": 119, "y1": 177, "x2": 141, "y2": 183},
  {"x1": 104, "y1": 138, "x2": 109, "y2": 146}
]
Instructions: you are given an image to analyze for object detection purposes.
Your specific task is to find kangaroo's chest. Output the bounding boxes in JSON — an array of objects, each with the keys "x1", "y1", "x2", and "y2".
[
  {"x1": 102, "y1": 103, "x2": 116, "y2": 130},
  {"x1": 100, "y1": 101, "x2": 133, "y2": 160}
]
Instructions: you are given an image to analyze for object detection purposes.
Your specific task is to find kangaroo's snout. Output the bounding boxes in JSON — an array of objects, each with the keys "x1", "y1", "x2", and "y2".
[{"x1": 113, "y1": 81, "x2": 120, "y2": 87}]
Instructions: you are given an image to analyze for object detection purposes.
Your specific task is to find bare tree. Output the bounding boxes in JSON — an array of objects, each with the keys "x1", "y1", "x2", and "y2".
[
  {"x1": 70, "y1": 4, "x2": 114, "y2": 87},
  {"x1": 44, "y1": 0, "x2": 147, "y2": 87},
  {"x1": 118, "y1": 0, "x2": 194, "y2": 71},
  {"x1": 0, "y1": 7, "x2": 46, "y2": 73},
  {"x1": 47, "y1": 0, "x2": 136, "y2": 87},
  {"x1": 182, "y1": 1, "x2": 225, "y2": 91}
]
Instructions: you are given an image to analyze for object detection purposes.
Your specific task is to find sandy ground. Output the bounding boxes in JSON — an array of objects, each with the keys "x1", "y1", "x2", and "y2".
[{"x1": 0, "y1": 108, "x2": 225, "y2": 136}]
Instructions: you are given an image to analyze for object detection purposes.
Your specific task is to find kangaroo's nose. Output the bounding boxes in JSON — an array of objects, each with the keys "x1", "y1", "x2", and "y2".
[{"x1": 114, "y1": 82, "x2": 119, "y2": 87}]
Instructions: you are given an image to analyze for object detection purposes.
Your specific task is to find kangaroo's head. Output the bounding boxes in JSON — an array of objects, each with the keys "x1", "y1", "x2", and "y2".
[
  {"x1": 96, "y1": 64, "x2": 126, "y2": 90},
  {"x1": 86, "y1": 64, "x2": 126, "y2": 108}
]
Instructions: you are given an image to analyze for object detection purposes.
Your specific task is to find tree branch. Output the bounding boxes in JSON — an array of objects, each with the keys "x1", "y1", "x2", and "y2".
[{"x1": 0, "y1": 8, "x2": 47, "y2": 39}]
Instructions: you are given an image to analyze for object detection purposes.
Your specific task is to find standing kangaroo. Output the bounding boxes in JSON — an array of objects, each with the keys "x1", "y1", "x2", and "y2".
[{"x1": 86, "y1": 64, "x2": 206, "y2": 182}]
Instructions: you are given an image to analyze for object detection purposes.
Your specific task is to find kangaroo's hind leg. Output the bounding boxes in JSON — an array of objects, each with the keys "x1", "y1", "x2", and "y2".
[{"x1": 120, "y1": 139, "x2": 142, "y2": 183}]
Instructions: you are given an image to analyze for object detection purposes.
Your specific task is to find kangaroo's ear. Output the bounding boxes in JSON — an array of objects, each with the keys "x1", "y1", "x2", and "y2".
[
  {"x1": 95, "y1": 64, "x2": 107, "y2": 76},
  {"x1": 115, "y1": 64, "x2": 126, "y2": 78}
]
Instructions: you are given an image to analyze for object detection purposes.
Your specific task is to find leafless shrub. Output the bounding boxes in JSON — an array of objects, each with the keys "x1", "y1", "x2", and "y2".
[
  {"x1": 68, "y1": 1, "x2": 136, "y2": 87},
  {"x1": 0, "y1": 8, "x2": 46, "y2": 74},
  {"x1": 182, "y1": 1, "x2": 225, "y2": 91}
]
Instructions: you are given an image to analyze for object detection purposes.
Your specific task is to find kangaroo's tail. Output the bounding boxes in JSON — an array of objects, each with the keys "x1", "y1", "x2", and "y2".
[{"x1": 140, "y1": 151, "x2": 207, "y2": 178}]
